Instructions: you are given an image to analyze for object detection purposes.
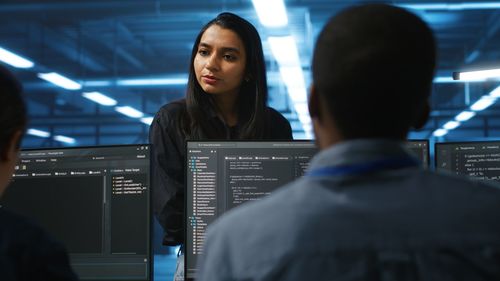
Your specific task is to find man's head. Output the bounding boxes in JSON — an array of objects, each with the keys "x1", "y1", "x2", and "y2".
[
  {"x1": 0, "y1": 64, "x2": 27, "y2": 195},
  {"x1": 309, "y1": 4, "x2": 436, "y2": 148}
]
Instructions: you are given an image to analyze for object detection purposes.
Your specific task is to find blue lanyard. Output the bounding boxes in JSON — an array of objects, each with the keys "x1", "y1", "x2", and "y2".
[{"x1": 307, "y1": 156, "x2": 419, "y2": 178}]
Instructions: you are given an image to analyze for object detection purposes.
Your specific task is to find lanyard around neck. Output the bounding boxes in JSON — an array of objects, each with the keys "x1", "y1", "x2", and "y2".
[{"x1": 306, "y1": 156, "x2": 419, "y2": 178}]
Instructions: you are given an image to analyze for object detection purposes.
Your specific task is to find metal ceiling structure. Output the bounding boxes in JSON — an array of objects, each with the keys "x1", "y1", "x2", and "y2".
[{"x1": 0, "y1": 0, "x2": 499, "y2": 148}]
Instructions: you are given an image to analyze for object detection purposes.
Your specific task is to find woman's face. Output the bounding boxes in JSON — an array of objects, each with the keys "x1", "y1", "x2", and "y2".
[{"x1": 194, "y1": 24, "x2": 247, "y2": 98}]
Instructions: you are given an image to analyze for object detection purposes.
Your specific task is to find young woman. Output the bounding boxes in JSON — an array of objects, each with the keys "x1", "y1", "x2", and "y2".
[{"x1": 149, "y1": 12, "x2": 292, "y2": 279}]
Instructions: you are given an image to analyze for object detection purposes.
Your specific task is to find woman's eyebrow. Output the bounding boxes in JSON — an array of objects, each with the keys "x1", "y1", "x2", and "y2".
[
  {"x1": 220, "y1": 47, "x2": 241, "y2": 54},
  {"x1": 199, "y1": 42, "x2": 240, "y2": 54},
  {"x1": 198, "y1": 42, "x2": 212, "y2": 48}
]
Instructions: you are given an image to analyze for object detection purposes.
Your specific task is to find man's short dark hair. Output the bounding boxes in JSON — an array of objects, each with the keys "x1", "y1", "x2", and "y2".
[
  {"x1": 0, "y1": 64, "x2": 27, "y2": 160},
  {"x1": 312, "y1": 4, "x2": 436, "y2": 139}
]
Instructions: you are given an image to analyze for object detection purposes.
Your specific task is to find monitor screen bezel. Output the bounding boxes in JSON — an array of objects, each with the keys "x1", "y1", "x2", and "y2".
[
  {"x1": 407, "y1": 139, "x2": 430, "y2": 168},
  {"x1": 15, "y1": 144, "x2": 153, "y2": 281}
]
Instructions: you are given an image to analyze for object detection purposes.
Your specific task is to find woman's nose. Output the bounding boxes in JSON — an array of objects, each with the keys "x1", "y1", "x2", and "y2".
[{"x1": 205, "y1": 54, "x2": 220, "y2": 71}]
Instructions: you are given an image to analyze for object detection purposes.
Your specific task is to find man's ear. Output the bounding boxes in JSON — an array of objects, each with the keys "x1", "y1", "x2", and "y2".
[
  {"x1": 308, "y1": 84, "x2": 321, "y2": 121},
  {"x1": 412, "y1": 100, "x2": 430, "y2": 130}
]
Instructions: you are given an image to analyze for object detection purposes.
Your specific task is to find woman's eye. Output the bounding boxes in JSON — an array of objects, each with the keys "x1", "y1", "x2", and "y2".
[
  {"x1": 223, "y1": 54, "x2": 236, "y2": 61},
  {"x1": 198, "y1": 50, "x2": 209, "y2": 56}
]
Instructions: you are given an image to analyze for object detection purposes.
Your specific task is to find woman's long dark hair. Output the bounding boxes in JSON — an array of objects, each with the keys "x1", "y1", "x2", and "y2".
[{"x1": 182, "y1": 12, "x2": 267, "y2": 139}]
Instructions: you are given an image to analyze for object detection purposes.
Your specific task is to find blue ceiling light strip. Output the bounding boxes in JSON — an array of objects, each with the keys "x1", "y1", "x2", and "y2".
[
  {"x1": 0, "y1": 46, "x2": 34, "y2": 68},
  {"x1": 399, "y1": 2, "x2": 500, "y2": 11},
  {"x1": 432, "y1": 85, "x2": 500, "y2": 138}
]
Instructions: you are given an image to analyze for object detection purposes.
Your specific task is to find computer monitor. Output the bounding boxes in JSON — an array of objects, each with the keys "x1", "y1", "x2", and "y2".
[
  {"x1": 407, "y1": 139, "x2": 430, "y2": 168},
  {"x1": 185, "y1": 140, "x2": 317, "y2": 279},
  {"x1": 1, "y1": 145, "x2": 152, "y2": 281},
  {"x1": 185, "y1": 139, "x2": 430, "y2": 279},
  {"x1": 435, "y1": 141, "x2": 500, "y2": 181}
]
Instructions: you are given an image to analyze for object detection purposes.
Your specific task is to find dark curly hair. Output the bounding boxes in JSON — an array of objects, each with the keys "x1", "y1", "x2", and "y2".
[{"x1": 312, "y1": 4, "x2": 436, "y2": 139}]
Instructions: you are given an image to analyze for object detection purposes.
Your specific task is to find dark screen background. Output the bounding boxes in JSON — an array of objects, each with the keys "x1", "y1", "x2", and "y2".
[{"x1": 2, "y1": 176, "x2": 103, "y2": 253}]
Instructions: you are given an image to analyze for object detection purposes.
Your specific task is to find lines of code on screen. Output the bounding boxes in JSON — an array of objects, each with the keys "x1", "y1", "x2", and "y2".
[
  {"x1": 185, "y1": 141, "x2": 317, "y2": 279},
  {"x1": 436, "y1": 142, "x2": 500, "y2": 181}
]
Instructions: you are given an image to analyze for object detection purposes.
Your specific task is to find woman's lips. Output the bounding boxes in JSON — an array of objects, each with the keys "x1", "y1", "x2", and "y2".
[{"x1": 202, "y1": 75, "x2": 219, "y2": 85}]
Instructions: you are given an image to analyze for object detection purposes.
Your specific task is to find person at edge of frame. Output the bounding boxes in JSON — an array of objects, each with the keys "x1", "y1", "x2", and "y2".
[{"x1": 0, "y1": 64, "x2": 79, "y2": 281}]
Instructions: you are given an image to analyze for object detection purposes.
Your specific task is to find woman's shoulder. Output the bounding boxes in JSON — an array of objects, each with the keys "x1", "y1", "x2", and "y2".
[
  {"x1": 155, "y1": 99, "x2": 187, "y2": 121},
  {"x1": 264, "y1": 107, "x2": 293, "y2": 139},
  {"x1": 157, "y1": 98, "x2": 186, "y2": 114},
  {"x1": 265, "y1": 106, "x2": 289, "y2": 124},
  {"x1": 151, "y1": 99, "x2": 188, "y2": 131}
]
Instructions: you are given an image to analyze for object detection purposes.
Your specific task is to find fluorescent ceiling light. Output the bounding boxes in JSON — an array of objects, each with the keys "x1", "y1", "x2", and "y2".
[
  {"x1": 443, "y1": 121, "x2": 460, "y2": 130},
  {"x1": 298, "y1": 117, "x2": 311, "y2": 125},
  {"x1": 434, "y1": 85, "x2": 500, "y2": 138},
  {"x1": 301, "y1": 123, "x2": 313, "y2": 132},
  {"x1": 294, "y1": 103, "x2": 310, "y2": 118},
  {"x1": 279, "y1": 66, "x2": 306, "y2": 89},
  {"x1": 433, "y1": 129, "x2": 448, "y2": 137},
  {"x1": 268, "y1": 36, "x2": 300, "y2": 66},
  {"x1": 489, "y1": 86, "x2": 500, "y2": 98},
  {"x1": 433, "y1": 76, "x2": 486, "y2": 83},
  {"x1": 116, "y1": 77, "x2": 188, "y2": 86},
  {"x1": 115, "y1": 106, "x2": 144, "y2": 118},
  {"x1": 454, "y1": 68, "x2": 500, "y2": 81},
  {"x1": 418, "y1": 12, "x2": 460, "y2": 25},
  {"x1": 82, "y1": 80, "x2": 112, "y2": 87},
  {"x1": 279, "y1": 66, "x2": 308, "y2": 107},
  {"x1": 0, "y1": 47, "x2": 34, "y2": 68},
  {"x1": 466, "y1": 50, "x2": 481, "y2": 63},
  {"x1": 38, "y1": 72, "x2": 81, "y2": 90},
  {"x1": 295, "y1": 104, "x2": 313, "y2": 139},
  {"x1": 433, "y1": 77, "x2": 466, "y2": 83},
  {"x1": 400, "y1": 4, "x2": 450, "y2": 10},
  {"x1": 287, "y1": 87, "x2": 308, "y2": 103},
  {"x1": 299, "y1": 119, "x2": 311, "y2": 129},
  {"x1": 399, "y1": 2, "x2": 500, "y2": 10},
  {"x1": 140, "y1": 117, "x2": 154, "y2": 125},
  {"x1": 82, "y1": 92, "x2": 117, "y2": 106},
  {"x1": 433, "y1": 77, "x2": 455, "y2": 83},
  {"x1": 459, "y1": 2, "x2": 500, "y2": 9},
  {"x1": 54, "y1": 135, "x2": 75, "y2": 144},
  {"x1": 252, "y1": 0, "x2": 288, "y2": 27},
  {"x1": 27, "y1": 128, "x2": 50, "y2": 138},
  {"x1": 304, "y1": 131, "x2": 314, "y2": 139},
  {"x1": 470, "y1": 96, "x2": 496, "y2": 111},
  {"x1": 82, "y1": 75, "x2": 189, "y2": 87},
  {"x1": 455, "y1": 111, "x2": 476, "y2": 122}
]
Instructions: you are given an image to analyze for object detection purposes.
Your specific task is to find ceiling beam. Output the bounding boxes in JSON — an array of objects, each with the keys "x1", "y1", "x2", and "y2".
[{"x1": 465, "y1": 11, "x2": 500, "y2": 64}]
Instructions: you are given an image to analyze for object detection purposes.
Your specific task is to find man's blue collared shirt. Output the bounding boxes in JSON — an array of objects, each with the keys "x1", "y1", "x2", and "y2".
[{"x1": 197, "y1": 140, "x2": 500, "y2": 281}]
